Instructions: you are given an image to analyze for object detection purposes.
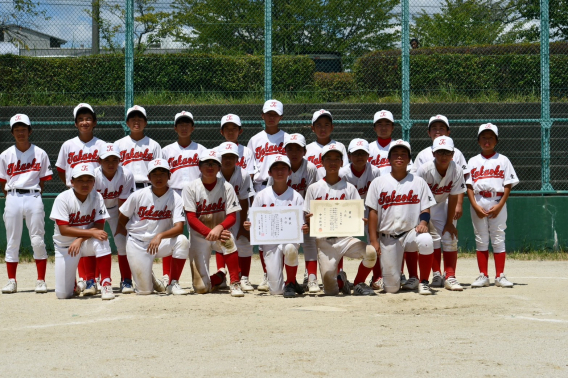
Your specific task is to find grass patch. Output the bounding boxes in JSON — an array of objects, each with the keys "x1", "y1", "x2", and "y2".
[{"x1": 458, "y1": 250, "x2": 568, "y2": 261}]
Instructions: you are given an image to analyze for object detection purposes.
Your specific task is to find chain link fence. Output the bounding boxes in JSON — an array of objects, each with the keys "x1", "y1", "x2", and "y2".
[{"x1": 1, "y1": 0, "x2": 567, "y2": 194}]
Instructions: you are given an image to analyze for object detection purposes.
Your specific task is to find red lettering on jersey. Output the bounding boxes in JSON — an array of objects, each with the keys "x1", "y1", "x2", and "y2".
[
  {"x1": 429, "y1": 181, "x2": 453, "y2": 195},
  {"x1": 196, "y1": 198, "x2": 226, "y2": 216},
  {"x1": 307, "y1": 154, "x2": 322, "y2": 168},
  {"x1": 6, "y1": 159, "x2": 41, "y2": 177},
  {"x1": 358, "y1": 181, "x2": 372, "y2": 196},
  {"x1": 68, "y1": 209, "x2": 96, "y2": 226},
  {"x1": 287, "y1": 178, "x2": 307, "y2": 193},
  {"x1": 137, "y1": 205, "x2": 172, "y2": 220},
  {"x1": 254, "y1": 142, "x2": 285, "y2": 162},
  {"x1": 369, "y1": 156, "x2": 390, "y2": 168},
  {"x1": 168, "y1": 153, "x2": 199, "y2": 173},
  {"x1": 471, "y1": 165, "x2": 505, "y2": 183},
  {"x1": 67, "y1": 150, "x2": 99, "y2": 168},
  {"x1": 315, "y1": 193, "x2": 346, "y2": 201},
  {"x1": 120, "y1": 148, "x2": 154, "y2": 165},
  {"x1": 378, "y1": 190, "x2": 420, "y2": 209},
  {"x1": 236, "y1": 156, "x2": 247, "y2": 169},
  {"x1": 98, "y1": 185, "x2": 123, "y2": 200}
]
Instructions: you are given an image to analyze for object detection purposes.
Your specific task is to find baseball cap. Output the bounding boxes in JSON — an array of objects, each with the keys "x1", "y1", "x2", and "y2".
[
  {"x1": 220, "y1": 114, "x2": 242, "y2": 129},
  {"x1": 218, "y1": 142, "x2": 239, "y2": 157},
  {"x1": 126, "y1": 105, "x2": 147, "y2": 120},
  {"x1": 388, "y1": 139, "x2": 412, "y2": 155},
  {"x1": 99, "y1": 143, "x2": 121, "y2": 159},
  {"x1": 10, "y1": 114, "x2": 31, "y2": 129},
  {"x1": 321, "y1": 143, "x2": 345, "y2": 158},
  {"x1": 432, "y1": 136, "x2": 454, "y2": 152},
  {"x1": 269, "y1": 154, "x2": 291, "y2": 170},
  {"x1": 478, "y1": 123, "x2": 499, "y2": 137},
  {"x1": 312, "y1": 109, "x2": 333, "y2": 125},
  {"x1": 72, "y1": 163, "x2": 95, "y2": 178},
  {"x1": 373, "y1": 110, "x2": 394, "y2": 124},
  {"x1": 199, "y1": 149, "x2": 221, "y2": 164},
  {"x1": 284, "y1": 133, "x2": 307, "y2": 148},
  {"x1": 147, "y1": 158, "x2": 170, "y2": 174},
  {"x1": 263, "y1": 100, "x2": 283, "y2": 115},
  {"x1": 174, "y1": 111, "x2": 193, "y2": 124},
  {"x1": 428, "y1": 114, "x2": 450, "y2": 128},
  {"x1": 73, "y1": 103, "x2": 95, "y2": 121},
  {"x1": 348, "y1": 138, "x2": 370, "y2": 154}
]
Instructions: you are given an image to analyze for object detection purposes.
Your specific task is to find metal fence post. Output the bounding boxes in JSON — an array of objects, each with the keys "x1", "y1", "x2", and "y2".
[
  {"x1": 91, "y1": 0, "x2": 100, "y2": 54},
  {"x1": 124, "y1": 0, "x2": 134, "y2": 135},
  {"x1": 401, "y1": 0, "x2": 412, "y2": 142},
  {"x1": 264, "y1": 0, "x2": 272, "y2": 102},
  {"x1": 540, "y1": 0, "x2": 553, "y2": 191}
]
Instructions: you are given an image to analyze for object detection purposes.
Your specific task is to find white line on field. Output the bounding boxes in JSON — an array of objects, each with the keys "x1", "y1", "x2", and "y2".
[
  {"x1": 512, "y1": 276, "x2": 568, "y2": 280},
  {"x1": 509, "y1": 316, "x2": 568, "y2": 323},
  {"x1": 0, "y1": 315, "x2": 136, "y2": 331}
]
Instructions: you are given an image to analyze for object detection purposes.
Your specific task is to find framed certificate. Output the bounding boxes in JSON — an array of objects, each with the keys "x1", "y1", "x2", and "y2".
[
  {"x1": 310, "y1": 199, "x2": 365, "y2": 237},
  {"x1": 249, "y1": 206, "x2": 304, "y2": 245}
]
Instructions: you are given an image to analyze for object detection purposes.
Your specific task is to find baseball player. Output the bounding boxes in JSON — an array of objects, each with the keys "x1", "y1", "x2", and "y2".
[
  {"x1": 247, "y1": 99, "x2": 288, "y2": 291},
  {"x1": 117, "y1": 159, "x2": 190, "y2": 295},
  {"x1": 415, "y1": 136, "x2": 466, "y2": 291},
  {"x1": 338, "y1": 138, "x2": 381, "y2": 290},
  {"x1": 244, "y1": 155, "x2": 307, "y2": 297},
  {"x1": 466, "y1": 123, "x2": 518, "y2": 288},
  {"x1": 366, "y1": 140, "x2": 436, "y2": 295},
  {"x1": 214, "y1": 142, "x2": 255, "y2": 292},
  {"x1": 50, "y1": 163, "x2": 114, "y2": 300},
  {"x1": 219, "y1": 114, "x2": 256, "y2": 177},
  {"x1": 1, "y1": 114, "x2": 53, "y2": 294},
  {"x1": 306, "y1": 109, "x2": 348, "y2": 179},
  {"x1": 304, "y1": 144, "x2": 377, "y2": 296},
  {"x1": 94, "y1": 143, "x2": 136, "y2": 294},
  {"x1": 183, "y1": 149, "x2": 244, "y2": 297}
]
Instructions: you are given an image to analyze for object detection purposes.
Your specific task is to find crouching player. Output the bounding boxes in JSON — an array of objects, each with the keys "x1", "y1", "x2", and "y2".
[
  {"x1": 50, "y1": 163, "x2": 114, "y2": 300},
  {"x1": 117, "y1": 159, "x2": 189, "y2": 295},
  {"x1": 304, "y1": 144, "x2": 377, "y2": 296},
  {"x1": 366, "y1": 140, "x2": 436, "y2": 295}
]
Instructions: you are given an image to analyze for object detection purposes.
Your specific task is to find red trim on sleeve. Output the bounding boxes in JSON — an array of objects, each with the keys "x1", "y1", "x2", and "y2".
[
  {"x1": 95, "y1": 219, "x2": 106, "y2": 224},
  {"x1": 220, "y1": 212, "x2": 236, "y2": 230},
  {"x1": 40, "y1": 175, "x2": 53, "y2": 181},
  {"x1": 56, "y1": 166, "x2": 66, "y2": 173},
  {"x1": 55, "y1": 220, "x2": 69, "y2": 226},
  {"x1": 186, "y1": 211, "x2": 211, "y2": 238},
  {"x1": 0, "y1": 178, "x2": 7, "y2": 183}
]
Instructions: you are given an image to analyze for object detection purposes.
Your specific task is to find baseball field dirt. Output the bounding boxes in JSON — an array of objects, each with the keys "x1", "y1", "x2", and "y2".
[{"x1": 0, "y1": 256, "x2": 566, "y2": 377}]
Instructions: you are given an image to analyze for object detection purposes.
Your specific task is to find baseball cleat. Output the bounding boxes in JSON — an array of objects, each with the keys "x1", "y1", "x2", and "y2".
[
  {"x1": 495, "y1": 274, "x2": 514, "y2": 288},
  {"x1": 101, "y1": 284, "x2": 115, "y2": 300},
  {"x1": 162, "y1": 274, "x2": 170, "y2": 289},
  {"x1": 73, "y1": 284, "x2": 81, "y2": 297},
  {"x1": 240, "y1": 276, "x2": 254, "y2": 292},
  {"x1": 283, "y1": 282, "x2": 297, "y2": 298},
  {"x1": 418, "y1": 280, "x2": 432, "y2": 295},
  {"x1": 2, "y1": 279, "x2": 17, "y2": 294},
  {"x1": 337, "y1": 271, "x2": 351, "y2": 295},
  {"x1": 77, "y1": 278, "x2": 86, "y2": 293},
  {"x1": 230, "y1": 282, "x2": 245, "y2": 297},
  {"x1": 83, "y1": 279, "x2": 97, "y2": 296},
  {"x1": 257, "y1": 273, "x2": 269, "y2": 292},
  {"x1": 120, "y1": 279, "x2": 135, "y2": 294},
  {"x1": 400, "y1": 274, "x2": 408, "y2": 286},
  {"x1": 401, "y1": 277, "x2": 419, "y2": 290},
  {"x1": 211, "y1": 268, "x2": 228, "y2": 291},
  {"x1": 95, "y1": 278, "x2": 102, "y2": 294},
  {"x1": 302, "y1": 270, "x2": 309, "y2": 289},
  {"x1": 471, "y1": 274, "x2": 490, "y2": 288},
  {"x1": 35, "y1": 280, "x2": 47, "y2": 293},
  {"x1": 431, "y1": 271, "x2": 444, "y2": 287},
  {"x1": 444, "y1": 276, "x2": 463, "y2": 291},
  {"x1": 166, "y1": 280, "x2": 189, "y2": 295},
  {"x1": 307, "y1": 278, "x2": 321, "y2": 294},
  {"x1": 152, "y1": 272, "x2": 166, "y2": 293},
  {"x1": 369, "y1": 276, "x2": 384, "y2": 291},
  {"x1": 353, "y1": 282, "x2": 377, "y2": 296}
]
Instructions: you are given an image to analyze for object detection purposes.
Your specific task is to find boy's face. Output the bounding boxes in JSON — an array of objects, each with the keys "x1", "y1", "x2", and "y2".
[
  {"x1": 348, "y1": 150, "x2": 369, "y2": 167},
  {"x1": 126, "y1": 113, "x2": 147, "y2": 133},
  {"x1": 478, "y1": 130, "x2": 498, "y2": 151},
  {"x1": 72, "y1": 175, "x2": 95, "y2": 196},
  {"x1": 261, "y1": 111, "x2": 283, "y2": 129},
  {"x1": 199, "y1": 160, "x2": 221, "y2": 179},
  {"x1": 284, "y1": 144, "x2": 305, "y2": 164},
  {"x1": 268, "y1": 162, "x2": 291, "y2": 182},
  {"x1": 220, "y1": 123, "x2": 242, "y2": 143},
  {"x1": 322, "y1": 151, "x2": 343, "y2": 174},
  {"x1": 148, "y1": 168, "x2": 170, "y2": 189},
  {"x1": 311, "y1": 117, "x2": 333, "y2": 140},
  {"x1": 99, "y1": 156, "x2": 120, "y2": 175},
  {"x1": 433, "y1": 150, "x2": 454, "y2": 166},
  {"x1": 374, "y1": 120, "x2": 394, "y2": 139},
  {"x1": 221, "y1": 154, "x2": 238, "y2": 170},
  {"x1": 428, "y1": 122, "x2": 450, "y2": 140},
  {"x1": 11, "y1": 124, "x2": 31, "y2": 144},
  {"x1": 75, "y1": 112, "x2": 96, "y2": 134},
  {"x1": 175, "y1": 120, "x2": 194, "y2": 139},
  {"x1": 388, "y1": 147, "x2": 410, "y2": 168}
]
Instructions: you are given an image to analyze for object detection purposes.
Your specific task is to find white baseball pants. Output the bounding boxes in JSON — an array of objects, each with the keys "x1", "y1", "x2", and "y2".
[
  {"x1": 106, "y1": 206, "x2": 126, "y2": 255},
  {"x1": 260, "y1": 243, "x2": 299, "y2": 295},
  {"x1": 429, "y1": 201, "x2": 458, "y2": 251},
  {"x1": 470, "y1": 194, "x2": 507, "y2": 253}
]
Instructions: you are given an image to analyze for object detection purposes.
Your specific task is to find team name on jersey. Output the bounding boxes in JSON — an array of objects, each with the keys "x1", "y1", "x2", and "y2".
[
  {"x1": 315, "y1": 193, "x2": 346, "y2": 200},
  {"x1": 358, "y1": 181, "x2": 372, "y2": 197},
  {"x1": 69, "y1": 209, "x2": 96, "y2": 226},
  {"x1": 255, "y1": 142, "x2": 284, "y2": 162},
  {"x1": 120, "y1": 148, "x2": 154, "y2": 165},
  {"x1": 68, "y1": 150, "x2": 99, "y2": 168},
  {"x1": 196, "y1": 198, "x2": 226, "y2": 216},
  {"x1": 236, "y1": 156, "x2": 248, "y2": 169},
  {"x1": 378, "y1": 190, "x2": 420, "y2": 209},
  {"x1": 7, "y1": 159, "x2": 41, "y2": 176},
  {"x1": 307, "y1": 155, "x2": 322, "y2": 168},
  {"x1": 168, "y1": 153, "x2": 199, "y2": 172},
  {"x1": 471, "y1": 165, "x2": 505, "y2": 183},
  {"x1": 369, "y1": 156, "x2": 390, "y2": 168},
  {"x1": 429, "y1": 182, "x2": 453, "y2": 195},
  {"x1": 138, "y1": 205, "x2": 172, "y2": 220},
  {"x1": 288, "y1": 178, "x2": 308, "y2": 193},
  {"x1": 98, "y1": 185, "x2": 124, "y2": 200}
]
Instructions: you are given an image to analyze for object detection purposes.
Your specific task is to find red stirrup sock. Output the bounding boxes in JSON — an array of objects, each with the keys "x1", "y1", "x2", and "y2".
[
  {"x1": 405, "y1": 252, "x2": 418, "y2": 278},
  {"x1": 285, "y1": 264, "x2": 298, "y2": 285},
  {"x1": 419, "y1": 253, "x2": 434, "y2": 282},
  {"x1": 35, "y1": 259, "x2": 47, "y2": 281},
  {"x1": 6, "y1": 262, "x2": 18, "y2": 280},
  {"x1": 443, "y1": 251, "x2": 457, "y2": 277},
  {"x1": 432, "y1": 248, "x2": 442, "y2": 273},
  {"x1": 259, "y1": 250, "x2": 267, "y2": 273},
  {"x1": 215, "y1": 252, "x2": 226, "y2": 270},
  {"x1": 96, "y1": 254, "x2": 112, "y2": 285},
  {"x1": 225, "y1": 252, "x2": 241, "y2": 283},
  {"x1": 353, "y1": 262, "x2": 373, "y2": 286},
  {"x1": 239, "y1": 256, "x2": 251, "y2": 277},
  {"x1": 162, "y1": 255, "x2": 172, "y2": 277},
  {"x1": 476, "y1": 250, "x2": 489, "y2": 276},
  {"x1": 83, "y1": 256, "x2": 97, "y2": 281},
  {"x1": 117, "y1": 255, "x2": 132, "y2": 281},
  {"x1": 494, "y1": 252, "x2": 506, "y2": 277},
  {"x1": 170, "y1": 258, "x2": 186, "y2": 283}
]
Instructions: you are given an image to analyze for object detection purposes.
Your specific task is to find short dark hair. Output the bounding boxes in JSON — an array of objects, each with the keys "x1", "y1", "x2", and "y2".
[
  {"x1": 313, "y1": 115, "x2": 333, "y2": 124},
  {"x1": 75, "y1": 108, "x2": 97, "y2": 122},
  {"x1": 199, "y1": 160, "x2": 221, "y2": 168},
  {"x1": 126, "y1": 111, "x2": 146, "y2": 121},
  {"x1": 387, "y1": 146, "x2": 411, "y2": 160},
  {"x1": 11, "y1": 124, "x2": 32, "y2": 133}
]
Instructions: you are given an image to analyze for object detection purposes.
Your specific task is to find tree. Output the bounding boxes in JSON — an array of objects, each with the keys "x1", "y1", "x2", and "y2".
[
  {"x1": 513, "y1": 0, "x2": 568, "y2": 41},
  {"x1": 0, "y1": 0, "x2": 49, "y2": 49}
]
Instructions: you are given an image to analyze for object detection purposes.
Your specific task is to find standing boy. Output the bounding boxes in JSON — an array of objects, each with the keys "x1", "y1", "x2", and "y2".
[{"x1": 219, "y1": 114, "x2": 256, "y2": 177}]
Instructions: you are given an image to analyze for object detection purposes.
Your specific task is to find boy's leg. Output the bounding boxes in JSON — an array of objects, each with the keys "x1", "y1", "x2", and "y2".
[
  {"x1": 471, "y1": 199, "x2": 491, "y2": 280},
  {"x1": 283, "y1": 243, "x2": 300, "y2": 285},
  {"x1": 126, "y1": 237, "x2": 157, "y2": 295},
  {"x1": 107, "y1": 208, "x2": 131, "y2": 283},
  {"x1": 316, "y1": 238, "x2": 342, "y2": 296},
  {"x1": 23, "y1": 194, "x2": 48, "y2": 283},
  {"x1": 54, "y1": 246, "x2": 81, "y2": 299},
  {"x1": 189, "y1": 232, "x2": 213, "y2": 294},
  {"x1": 236, "y1": 235, "x2": 254, "y2": 290},
  {"x1": 488, "y1": 204, "x2": 509, "y2": 284},
  {"x1": 302, "y1": 236, "x2": 319, "y2": 292},
  {"x1": 379, "y1": 235, "x2": 405, "y2": 293},
  {"x1": 404, "y1": 230, "x2": 434, "y2": 282},
  {"x1": 341, "y1": 239, "x2": 376, "y2": 285},
  {"x1": 3, "y1": 192, "x2": 24, "y2": 286},
  {"x1": 263, "y1": 245, "x2": 285, "y2": 295}
]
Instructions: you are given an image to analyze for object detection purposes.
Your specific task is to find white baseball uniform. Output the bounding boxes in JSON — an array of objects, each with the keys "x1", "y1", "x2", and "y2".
[
  {"x1": 306, "y1": 141, "x2": 349, "y2": 179},
  {"x1": 94, "y1": 165, "x2": 136, "y2": 255},
  {"x1": 114, "y1": 135, "x2": 162, "y2": 184},
  {"x1": 162, "y1": 141, "x2": 206, "y2": 191},
  {"x1": 0, "y1": 145, "x2": 52, "y2": 262},
  {"x1": 232, "y1": 143, "x2": 256, "y2": 176},
  {"x1": 410, "y1": 146, "x2": 468, "y2": 175},
  {"x1": 119, "y1": 187, "x2": 189, "y2": 294},
  {"x1": 250, "y1": 186, "x2": 304, "y2": 294},
  {"x1": 247, "y1": 130, "x2": 288, "y2": 191},
  {"x1": 56, "y1": 136, "x2": 106, "y2": 187},
  {"x1": 368, "y1": 139, "x2": 413, "y2": 175},
  {"x1": 50, "y1": 188, "x2": 110, "y2": 299},
  {"x1": 366, "y1": 173, "x2": 436, "y2": 293},
  {"x1": 466, "y1": 153, "x2": 519, "y2": 253},
  {"x1": 183, "y1": 178, "x2": 242, "y2": 293}
]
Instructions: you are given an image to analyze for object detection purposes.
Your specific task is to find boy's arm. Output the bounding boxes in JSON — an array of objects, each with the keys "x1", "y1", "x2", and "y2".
[
  {"x1": 416, "y1": 209, "x2": 430, "y2": 233},
  {"x1": 454, "y1": 192, "x2": 464, "y2": 220},
  {"x1": 443, "y1": 194, "x2": 459, "y2": 239},
  {"x1": 0, "y1": 182, "x2": 6, "y2": 197},
  {"x1": 147, "y1": 221, "x2": 184, "y2": 255},
  {"x1": 57, "y1": 170, "x2": 66, "y2": 184},
  {"x1": 466, "y1": 184, "x2": 486, "y2": 218},
  {"x1": 486, "y1": 184, "x2": 512, "y2": 219},
  {"x1": 368, "y1": 208, "x2": 380, "y2": 255},
  {"x1": 237, "y1": 198, "x2": 250, "y2": 240},
  {"x1": 58, "y1": 221, "x2": 108, "y2": 256},
  {"x1": 116, "y1": 212, "x2": 129, "y2": 236}
]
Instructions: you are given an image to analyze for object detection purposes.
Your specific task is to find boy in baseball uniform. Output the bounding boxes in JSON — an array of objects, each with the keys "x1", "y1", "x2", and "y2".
[
  {"x1": 306, "y1": 109, "x2": 348, "y2": 179},
  {"x1": 118, "y1": 159, "x2": 190, "y2": 295},
  {"x1": 183, "y1": 149, "x2": 244, "y2": 297},
  {"x1": 466, "y1": 124, "x2": 518, "y2": 288},
  {"x1": 214, "y1": 142, "x2": 255, "y2": 292},
  {"x1": 304, "y1": 144, "x2": 377, "y2": 296},
  {"x1": 94, "y1": 143, "x2": 136, "y2": 294},
  {"x1": 366, "y1": 140, "x2": 436, "y2": 295},
  {"x1": 415, "y1": 136, "x2": 466, "y2": 291},
  {"x1": 219, "y1": 114, "x2": 256, "y2": 178},
  {"x1": 50, "y1": 163, "x2": 114, "y2": 300},
  {"x1": 244, "y1": 155, "x2": 308, "y2": 298},
  {"x1": 1, "y1": 114, "x2": 53, "y2": 294}
]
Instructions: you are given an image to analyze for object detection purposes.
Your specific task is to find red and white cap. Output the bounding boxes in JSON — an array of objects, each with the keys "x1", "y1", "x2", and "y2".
[
  {"x1": 321, "y1": 143, "x2": 346, "y2": 158},
  {"x1": 220, "y1": 114, "x2": 242, "y2": 128},
  {"x1": 432, "y1": 136, "x2": 454, "y2": 152},
  {"x1": 126, "y1": 105, "x2": 147, "y2": 119},
  {"x1": 348, "y1": 138, "x2": 370, "y2": 154},
  {"x1": 478, "y1": 123, "x2": 498, "y2": 136},
  {"x1": 72, "y1": 163, "x2": 95, "y2": 178},
  {"x1": 175, "y1": 111, "x2": 194, "y2": 124},
  {"x1": 10, "y1": 114, "x2": 31, "y2": 128},
  {"x1": 388, "y1": 139, "x2": 412, "y2": 155},
  {"x1": 147, "y1": 158, "x2": 170, "y2": 174},
  {"x1": 200, "y1": 149, "x2": 221, "y2": 164},
  {"x1": 284, "y1": 133, "x2": 307, "y2": 148},
  {"x1": 312, "y1": 109, "x2": 333, "y2": 124},
  {"x1": 269, "y1": 154, "x2": 291, "y2": 169},
  {"x1": 73, "y1": 103, "x2": 95, "y2": 120},
  {"x1": 428, "y1": 114, "x2": 450, "y2": 128},
  {"x1": 218, "y1": 142, "x2": 239, "y2": 157},
  {"x1": 100, "y1": 143, "x2": 121, "y2": 159},
  {"x1": 263, "y1": 100, "x2": 284, "y2": 115},
  {"x1": 373, "y1": 110, "x2": 394, "y2": 124}
]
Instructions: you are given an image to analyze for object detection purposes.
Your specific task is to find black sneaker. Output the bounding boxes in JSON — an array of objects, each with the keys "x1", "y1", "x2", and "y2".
[
  {"x1": 283, "y1": 282, "x2": 296, "y2": 298},
  {"x1": 353, "y1": 282, "x2": 377, "y2": 296},
  {"x1": 292, "y1": 281, "x2": 305, "y2": 295},
  {"x1": 337, "y1": 271, "x2": 351, "y2": 295}
]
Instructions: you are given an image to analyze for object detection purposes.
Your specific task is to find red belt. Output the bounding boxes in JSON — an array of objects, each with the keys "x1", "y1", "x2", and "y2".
[{"x1": 479, "y1": 191, "x2": 503, "y2": 198}]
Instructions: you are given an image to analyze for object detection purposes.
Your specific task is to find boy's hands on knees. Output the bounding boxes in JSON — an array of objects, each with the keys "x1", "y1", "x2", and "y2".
[
  {"x1": 442, "y1": 223, "x2": 458, "y2": 239},
  {"x1": 147, "y1": 234, "x2": 163, "y2": 255},
  {"x1": 91, "y1": 229, "x2": 108, "y2": 241},
  {"x1": 68, "y1": 239, "x2": 83, "y2": 256},
  {"x1": 219, "y1": 229, "x2": 231, "y2": 241},
  {"x1": 370, "y1": 241, "x2": 381, "y2": 256},
  {"x1": 415, "y1": 222, "x2": 428, "y2": 234},
  {"x1": 206, "y1": 225, "x2": 224, "y2": 241}
]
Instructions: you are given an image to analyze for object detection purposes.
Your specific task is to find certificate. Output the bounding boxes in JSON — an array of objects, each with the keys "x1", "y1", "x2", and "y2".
[
  {"x1": 249, "y1": 206, "x2": 304, "y2": 245},
  {"x1": 310, "y1": 199, "x2": 365, "y2": 238}
]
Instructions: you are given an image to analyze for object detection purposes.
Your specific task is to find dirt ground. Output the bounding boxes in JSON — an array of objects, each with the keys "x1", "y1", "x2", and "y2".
[{"x1": 0, "y1": 256, "x2": 567, "y2": 378}]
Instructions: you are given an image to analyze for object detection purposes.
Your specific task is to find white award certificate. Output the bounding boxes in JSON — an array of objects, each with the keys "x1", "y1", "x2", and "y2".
[
  {"x1": 249, "y1": 206, "x2": 304, "y2": 245},
  {"x1": 309, "y1": 199, "x2": 365, "y2": 237}
]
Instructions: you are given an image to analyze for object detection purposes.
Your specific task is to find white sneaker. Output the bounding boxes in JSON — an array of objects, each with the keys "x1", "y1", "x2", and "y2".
[
  {"x1": 230, "y1": 282, "x2": 245, "y2": 297},
  {"x1": 471, "y1": 274, "x2": 490, "y2": 288},
  {"x1": 369, "y1": 276, "x2": 384, "y2": 291},
  {"x1": 162, "y1": 274, "x2": 170, "y2": 289},
  {"x1": 240, "y1": 276, "x2": 254, "y2": 292},
  {"x1": 418, "y1": 280, "x2": 432, "y2": 295},
  {"x1": 257, "y1": 273, "x2": 269, "y2": 292},
  {"x1": 152, "y1": 272, "x2": 166, "y2": 293},
  {"x1": 431, "y1": 271, "x2": 444, "y2": 288},
  {"x1": 35, "y1": 280, "x2": 47, "y2": 293},
  {"x1": 400, "y1": 274, "x2": 408, "y2": 286},
  {"x1": 77, "y1": 278, "x2": 86, "y2": 293},
  {"x1": 401, "y1": 277, "x2": 419, "y2": 290},
  {"x1": 444, "y1": 276, "x2": 463, "y2": 291},
  {"x1": 101, "y1": 285, "x2": 115, "y2": 300},
  {"x1": 495, "y1": 273, "x2": 514, "y2": 288},
  {"x1": 166, "y1": 280, "x2": 189, "y2": 295},
  {"x1": 303, "y1": 270, "x2": 309, "y2": 289},
  {"x1": 95, "y1": 278, "x2": 101, "y2": 294},
  {"x1": 2, "y1": 279, "x2": 17, "y2": 294},
  {"x1": 307, "y1": 279, "x2": 321, "y2": 294}
]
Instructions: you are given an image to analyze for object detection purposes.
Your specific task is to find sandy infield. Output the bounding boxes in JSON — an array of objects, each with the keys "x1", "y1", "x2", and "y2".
[{"x1": 0, "y1": 256, "x2": 566, "y2": 377}]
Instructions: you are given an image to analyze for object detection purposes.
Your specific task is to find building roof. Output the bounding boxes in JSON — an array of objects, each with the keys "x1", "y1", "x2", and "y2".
[{"x1": 2, "y1": 24, "x2": 67, "y2": 45}]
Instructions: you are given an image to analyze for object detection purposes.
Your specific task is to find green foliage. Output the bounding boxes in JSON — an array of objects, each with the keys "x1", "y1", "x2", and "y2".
[
  {"x1": 513, "y1": 0, "x2": 568, "y2": 41},
  {"x1": 314, "y1": 72, "x2": 357, "y2": 102}
]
